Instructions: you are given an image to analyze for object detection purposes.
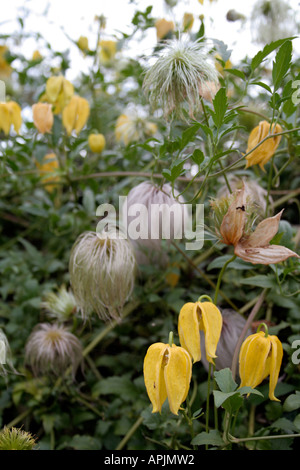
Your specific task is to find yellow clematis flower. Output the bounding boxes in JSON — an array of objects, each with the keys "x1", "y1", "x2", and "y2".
[
  {"x1": 0, "y1": 101, "x2": 22, "y2": 134},
  {"x1": 182, "y1": 13, "x2": 194, "y2": 31},
  {"x1": 239, "y1": 326, "x2": 283, "y2": 401},
  {"x1": 32, "y1": 103, "x2": 54, "y2": 134},
  {"x1": 35, "y1": 153, "x2": 60, "y2": 192},
  {"x1": 143, "y1": 340, "x2": 192, "y2": 415},
  {"x1": 155, "y1": 18, "x2": 175, "y2": 40},
  {"x1": 245, "y1": 120, "x2": 282, "y2": 171},
  {"x1": 178, "y1": 300, "x2": 222, "y2": 364},
  {"x1": 62, "y1": 95, "x2": 90, "y2": 136},
  {"x1": 88, "y1": 133, "x2": 106, "y2": 153},
  {"x1": 99, "y1": 40, "x2": 117, "y2": 65},
  {"x1": 42, "y1": 76, "x2": 74, "y2": 114}
]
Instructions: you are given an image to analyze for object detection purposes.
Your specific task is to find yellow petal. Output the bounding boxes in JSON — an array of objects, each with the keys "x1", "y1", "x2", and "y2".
[
  {"x1": 46, "y1": 76, "x2": 64, "y2": 103},
  {"x1": 245, "y1": 121, "x2": 282, "y2": 170},
  {"x1": 197, "y1": 301, "x2": 222, "y2": 363},
  {"x1": 220, "y1": 186, "x2": 247, "y2": 246},
  {"x1": 0, "y1": 103, "x2": 11, "y2": 134},
  {"x1": 62, "y1": 96, "x2": 78, "y2": 135},
  {"x1": 143, "y1": 343, "x2": 168, "y2": 413},
  {"x1": 239, "y1": 332, "x2": 271, "y2": 389},
  {"x1": 74, "y1": 97, "x2": 90, "y2": 134},
  {"x1": 88, "y1": 133, "x2": 106, "y2": 153},
  {"x1": 164, "y1": 344, "x2": 192, "y2": 415},
  {"x1": 268, "y1": 335, "x2": 283, "y2": 401},
  {"x1": 178, "y1": 302, "x2": 201, "y2": 363},
  {"x1": 6, "y1": 101, "x2": 22, "y2": 133}
]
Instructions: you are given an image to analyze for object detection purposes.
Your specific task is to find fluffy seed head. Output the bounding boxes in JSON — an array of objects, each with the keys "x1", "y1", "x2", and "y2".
[
  {"x1": 251, "y1": 0, "x2": 296, "y2": 44},
  {"x1": 42, "y1": 285, "x2": 78, "y2": 322},
  {"x1": 25, "y1": 323, "x2": 83, "y2": 377},
  {"x1": 0, "y1": 427, "x2": 37, "y2": 451},
  {"x1": 143, "y1": 38, "x2": 219, "y2": 120},
  {"x1": 69, "y1": 231, "x2": 136, "y2": 321}
]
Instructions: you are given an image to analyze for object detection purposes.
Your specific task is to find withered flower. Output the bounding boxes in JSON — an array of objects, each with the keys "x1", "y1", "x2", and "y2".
[{"x1": 214, "y1": 184, "x2": 299, "y2": 265}]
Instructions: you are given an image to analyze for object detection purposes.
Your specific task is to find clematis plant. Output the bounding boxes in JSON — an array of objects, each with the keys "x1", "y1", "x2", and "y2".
[
  {"x1": 239, "y1": 323, "x2": 283, "y2": 401},
  {"x1": 143, "y1": 334, "x2": 192, "y2": 415},
  {"x1": 214, "y1": 184, "x2": 300, "y2": 265}
]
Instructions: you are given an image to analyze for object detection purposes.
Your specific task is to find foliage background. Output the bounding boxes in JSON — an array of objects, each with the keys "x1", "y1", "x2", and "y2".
[{"x1": 0, "y1": 0, "x2": 300, "y2": 451}]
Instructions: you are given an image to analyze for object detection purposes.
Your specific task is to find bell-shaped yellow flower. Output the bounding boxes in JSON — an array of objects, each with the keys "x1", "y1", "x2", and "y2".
[
  {"x1": 99, "y1": 40, "x2": 117, "y2": 65},
  {"x1": 182, "y1": 13, "x2": 194, "y2": 31},
  {"x1": 239, "y1": 328, "x2": 283, "y2": 401},
  {"x1": 143, "y1": 341, "x2": 192, "y2": 415},
  {"x1": 155, "y1": 18, "x2": 175, "y2": 40},
  {"x1": 0, "y1": 101, "x2": 22, "y2": 135},
  {"x1": 88, "y1": 133, "x2": 106, "y2": 153},
  {"x1": 35, "y1": 153, "x2": 60, "y2": 192},
  {"x1": 43, "y1": 76, "x2": 74, "y2": 114},
  {"x1": 77, "y1": 36, "x2": 89, "y2": 52},
  {"x1": 245, "y1": 120, "x2": 282, "y2": 171},
  {"x1": 32, "y1": 103, "x2": 54, "y2": 134},
  {"x1": 62, "y1": 95, "x2": 90, "y2": 136},
  {"x1": 0, "y1": 46, "x2": 12, "y2": 78},
  {"x1": 178, "y1": 301, "x2": 222, "y2": 364}
]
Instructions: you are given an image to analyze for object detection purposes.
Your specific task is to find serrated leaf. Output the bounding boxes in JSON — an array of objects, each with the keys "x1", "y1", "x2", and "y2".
[
  {"x1": 272, "y1": 40, "x2": 292, "y2": 91},
  {"x1": 251, "y1": 38, "x2": 295, "y2": 71}
]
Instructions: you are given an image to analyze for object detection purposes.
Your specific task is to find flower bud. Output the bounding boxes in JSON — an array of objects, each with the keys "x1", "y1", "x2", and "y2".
[
  {"x1": 99, "y1": 40, "x2": 117, "y2": 65},
  {"x1": 32, "y1": 102, "x2": 54, "y2": 134},
  {"x1": 77, "y1": 35, "x2": 89, "y2": 52},
  {"x1": 245, "y1": 120, "x2": 282, "y2": 171},
  {"x1": 88, "y1": 133, "x2": 106, "y2": 153},
  {"x1": 155, "y1": 18, "x2": 175, "y2": 40}
]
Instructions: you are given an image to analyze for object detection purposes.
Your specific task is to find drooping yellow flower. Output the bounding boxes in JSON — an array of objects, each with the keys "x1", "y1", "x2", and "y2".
[
  {"x1": 88, "y1": 133, "x2": 106, "y2": 153},
  {"x1": 77, "y1": 36, "x2": 89, "y2": 52},
  {"x1": 62, "y1": 95, "x2": 90, "y2": 136},
  {"x1": 143, "y1": 340, "x2": 192, "y2": 415},
  {"x1": 99, "y1": 40, "x2": 117, "y2": 65},
  {"x1": 245, "y1": 120, "x2": 282, "y2": 171},
  {"x1": 32, "y1": 103, "x2": 53, "y2": 134},
  {"x1": 155, "y1": 18, "x2": 175, "y2": 40},
  {"x1": 182, "y1": 13, "x2": 194, "y2": 31},
  {"x1": 0, "y1": 46, "x2": 12, "y2": 77},
  {"x1": 215, "y1": 53, "x2": 232, "y2": 74},
  {"x1": 42, "y1": 75, "x2": 74, "y2": 114},
  {"x1": 178, "y1": 301, "x2": 222, "y2": 364},
  {"x1": 32, "y1": 50, "x2": 43, "y2": 61},
  {"x1": 35, "y1": 153, "x2": 60, "y2": 192},
  {"x1": 239, "y1": 327, "x2": 283, "y2": 401},
  {"x1": 0, "y1": 101, "x2": 22, "y2": 134}
]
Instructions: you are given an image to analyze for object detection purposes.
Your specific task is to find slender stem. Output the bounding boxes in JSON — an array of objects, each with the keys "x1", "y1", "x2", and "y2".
[
  {"x1": 205, "y1": 362, "x2": 212, "y2": 448},
  {"x1": 115, "y1": 416, "x2": 144, "y2": 450},
  {"x1": 213, "y1": 254, "x2": 237, "y2": 305},
  {"x1": 229, "y1": 432, "x2": 300, "y2": 444}
]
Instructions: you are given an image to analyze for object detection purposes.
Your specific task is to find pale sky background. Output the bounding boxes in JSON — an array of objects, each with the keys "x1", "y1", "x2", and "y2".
[{"x1": 1, "y1": 0, "x2": 300, "y2": 80}]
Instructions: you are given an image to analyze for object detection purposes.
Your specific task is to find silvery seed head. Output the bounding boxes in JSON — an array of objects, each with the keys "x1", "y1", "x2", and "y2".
[
  {"x1": 200, "y1": 309, "x2": 251, "y2": 374},
  {"x1": 69, "y1": 231, "x2": 136, "y2": 321},
  {"x1": 143, "y1": 38, "x2": 219, "y2": 120},
  {"x1": 0, "y1": 329, "x2": 15, "y2": 376},
  {"x1": 25, "y1": 323, "x2": 83, "y2": 378},
  {"x1": 122, "y1": 181, "x2": 188, "y2": 267},
  {"x1": 251, "y1": 0, "x2": 297, "y2": 45}
]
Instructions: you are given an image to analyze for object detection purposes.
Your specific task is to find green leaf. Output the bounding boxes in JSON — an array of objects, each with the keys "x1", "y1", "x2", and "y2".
[
  {"x1": 272, "y1": 40, "x2": 292, "y2": 91},
  {"x1": 179, "y1": 123, "x2": 201, "y2": 149},
  {"x1": 191, "y1": 429, "x2": 224, "y2": 447},
  {"x1": 239, "y1": 274, "x2": 277, "y2": 288},
  {"x1": 212, "y1": 87, "x2": 227, "y2": 128},
  {"x1": 283, "y1": 391, "x2": 300, "y2": 412},
  {"x1": 251, "y1": 38, "x2": 295, "y2": 71},
  {"x1": 191, "y1": 148, "x2": 204, "y2": 165},
  {"x1": 214, "y1": 368, "x2": 237, "y2": 393}
]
